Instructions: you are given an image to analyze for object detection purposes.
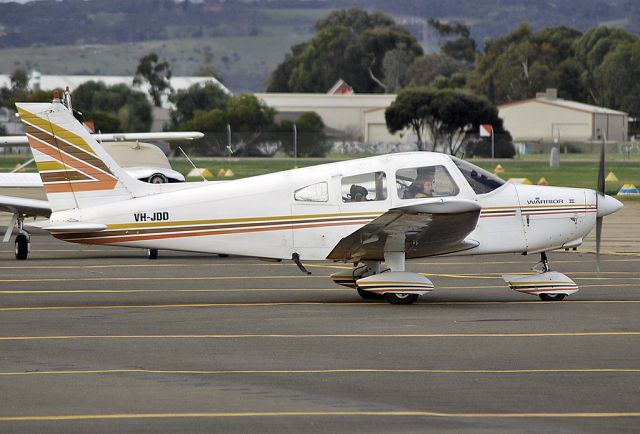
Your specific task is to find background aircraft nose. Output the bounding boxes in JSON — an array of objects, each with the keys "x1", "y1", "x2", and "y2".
[{"x1": 596, "y1": 194, "x2": 624, "y2": 217}]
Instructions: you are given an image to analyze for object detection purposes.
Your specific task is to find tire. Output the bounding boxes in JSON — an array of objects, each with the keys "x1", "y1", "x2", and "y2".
[
  {"x1": 148, "y1": 173, "x2": 169, "y2": 184},
  {"x1": 539, "y1": 293, "x2": 566, "y2": 301},
  {"x1": 15, "y1": 234, "x2": 29, "y2": 260},
  {"x1": 147, "y1": 249, "x2": 158, "y2": 260},
  {"x1": 357, "y1": 288, "x2": 386, "y2": 300},
  {"x1": 385, "y1": 293, "x2": 419, "y2": 305}
]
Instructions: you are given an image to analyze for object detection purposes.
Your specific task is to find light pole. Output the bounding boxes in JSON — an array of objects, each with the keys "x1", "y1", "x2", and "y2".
[{"x1": 293, "y1": 123, "x2": 297, "y2": 167}]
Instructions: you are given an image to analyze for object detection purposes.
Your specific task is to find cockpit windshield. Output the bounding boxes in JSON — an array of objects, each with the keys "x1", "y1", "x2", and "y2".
[{"x1": 451, "y1": 157, "x2": 505, "y2": 194}]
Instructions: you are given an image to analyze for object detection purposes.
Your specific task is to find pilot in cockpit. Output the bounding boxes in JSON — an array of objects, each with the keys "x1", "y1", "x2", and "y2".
[{"x1": 405, "y1": 167, "x2": 435, "y2": 198}]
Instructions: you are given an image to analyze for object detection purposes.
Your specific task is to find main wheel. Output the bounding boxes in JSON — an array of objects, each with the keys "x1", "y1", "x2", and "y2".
[
  {"x1": 385, "y1": 293, "x2": 419, "y2": 305},
  {"x1": 357, "y1": 288, "x2": 385, "y2": 300},
  {"x1": 148, "y1": 173, "x2": 169, "y2": 184},
  {"x1": 147, "y1": 249, "x2": 158, "y2": 260},
  {"x1": 15, "y1": 234, "x2": 29, "y2": 260},
  {"x1": 539, "y1": 293, "x2": 566, "y2": 301}
]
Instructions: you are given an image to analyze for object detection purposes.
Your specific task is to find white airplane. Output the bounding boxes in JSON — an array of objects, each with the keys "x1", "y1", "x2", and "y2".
[
  {"x1": 1, "y1": 135, "x2": 202, "y2": 184},
  {"x1": 1, "y1": 98, "x2": 623, "y2": 304}
]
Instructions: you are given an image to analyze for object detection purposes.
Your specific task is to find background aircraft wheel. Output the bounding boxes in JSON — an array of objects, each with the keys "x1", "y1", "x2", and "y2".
[
  {"x1": 147, "y1": 249, "x2": 158, "y2": 260},
  {"x1": 15, "y1": 234, "x2": 29, "y2": 260},
  {"x1": 539, "y1": 293, "x2": 566, "y2": 301},
  {"x1": 148, "y1": 173, "x2": 169, "y2": 184},
  {"x1": 357, "y1": 288, "x2": 385, "y2": 300},
  {"x1": 385, "y1": 293, "x2": 419, "y2": 305}
]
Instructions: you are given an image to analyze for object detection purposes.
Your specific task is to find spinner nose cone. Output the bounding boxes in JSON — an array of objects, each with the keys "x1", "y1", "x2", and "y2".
[{"x1": 597, "y1": 194, "x2": 624, "y2": 217}]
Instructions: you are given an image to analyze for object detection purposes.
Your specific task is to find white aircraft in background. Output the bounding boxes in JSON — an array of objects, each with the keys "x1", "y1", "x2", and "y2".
[
  {"x1": 0, "y1": 98, "x2": 623, "y2": 304},
  {"x1": 1, "y1": 133, "x2": 202, "y2": 184}
]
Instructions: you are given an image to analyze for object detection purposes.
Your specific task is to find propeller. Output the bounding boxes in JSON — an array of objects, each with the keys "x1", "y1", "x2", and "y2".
[{"x1": 595, "y1": 139, "x2": 605, "y2": 272}]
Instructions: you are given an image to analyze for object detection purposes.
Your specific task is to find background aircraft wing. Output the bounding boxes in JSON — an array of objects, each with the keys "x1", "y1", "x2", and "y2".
[
  {"x1": 327, "y1": 198, "x2": 481, "y2": 262},
  {"x1": 0, "y1": 195, "x2": 51, "y2": 217},
  {"x1": 1, "y1": 131, "x2": 203, "y2": 146}
]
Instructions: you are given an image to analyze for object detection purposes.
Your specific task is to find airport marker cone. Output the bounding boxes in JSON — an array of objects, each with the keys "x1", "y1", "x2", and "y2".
[
  {"x1": 605, "y1": 172, "x2": 619, "y2": 182},
  {"x1": 217, "y1": 168, "x2": 227, "y2": 177},
  {"x1": 617, "y1": 184, "x2": 640, "y2": 196},
  {"x1": 507, "y1": 178, "x2": 532, "y2": 185},
  {"x1": 224, "y1": 169, "x2": 235, "y2": 177},
  {"x1": 494, "y1": 164, "x2": 505, "y2": 174},
  {"x1": 537, "y1": 177, "x2": 548, "y2": 186},
  {"x1": 188, "y1": 168, "x2": 212, "y2": 178}
]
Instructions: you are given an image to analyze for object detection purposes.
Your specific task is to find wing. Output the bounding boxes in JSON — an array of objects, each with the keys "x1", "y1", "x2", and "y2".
[
  {"x1": 0, "y1": 194, "x2": 51, "y2": 218},
  {"x1": 327, "y1": 198, "x2": 481, "y2": 262}
]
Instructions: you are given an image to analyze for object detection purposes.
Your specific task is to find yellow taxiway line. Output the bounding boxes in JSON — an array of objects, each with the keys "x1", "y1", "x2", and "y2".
[
  {"x1": 1, "y1": 410, "x2": 640, "y2": 422},
  {"x1": 3, "y1": 299, "x2": 640, "y2": 311},
  {"x1": 0, "y1": 282, "x2": 638, "y2": 295},
  {"x1": 1, "y1": 331, "x2": 639, "y2": 341},
  {"x1": 1, "y1": 368, "x2": 639, "y2": 377}
]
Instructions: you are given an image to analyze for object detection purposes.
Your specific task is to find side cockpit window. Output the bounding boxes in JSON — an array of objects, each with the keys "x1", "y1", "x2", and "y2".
[
  {"x1": 396, "y1": 165, "x2": 459, "y2": 199},
  {"x1": 341, "y1": 171, "x2": 387, "y2": 203},
  {"x1": 294, "y1": 182, "x2": 329, "y2": 202}
]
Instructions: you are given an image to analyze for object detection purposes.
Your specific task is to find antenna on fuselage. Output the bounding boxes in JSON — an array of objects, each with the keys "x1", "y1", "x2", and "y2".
[{"x1": 179, "y1": 145, "x2": 207, "y2": 182}]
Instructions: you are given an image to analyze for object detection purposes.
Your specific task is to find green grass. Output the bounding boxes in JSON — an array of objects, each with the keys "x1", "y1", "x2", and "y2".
[
  {"x1": 3, "y1": 155, "x2": 639, "y2": 197},
  {"x1": 471, "y1": 160, "x2": 640, "y2": 194}
]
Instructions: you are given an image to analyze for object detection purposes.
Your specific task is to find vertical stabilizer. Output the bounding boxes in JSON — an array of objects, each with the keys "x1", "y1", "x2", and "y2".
[{"x1": 16, "y1": 100, "x2": 150, "y2": 212}]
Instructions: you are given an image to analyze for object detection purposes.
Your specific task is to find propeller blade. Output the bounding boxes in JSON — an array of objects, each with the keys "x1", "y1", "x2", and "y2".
[
  {"x1": 597, "y1": 139, "x2": 605, "y2": 196},
  {"x1": 596, "y1": 216, "x2": 602, "y2": 272}
]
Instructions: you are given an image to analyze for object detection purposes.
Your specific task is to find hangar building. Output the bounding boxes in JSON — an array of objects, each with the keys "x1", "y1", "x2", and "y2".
[{"x1": 498, "y1": 89, "x2": 628, "y2": 144}]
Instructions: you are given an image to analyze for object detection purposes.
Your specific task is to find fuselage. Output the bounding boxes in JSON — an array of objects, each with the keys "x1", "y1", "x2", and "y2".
[{"x1": 48, "y1": 152, "x2": 601, "y2": 261}]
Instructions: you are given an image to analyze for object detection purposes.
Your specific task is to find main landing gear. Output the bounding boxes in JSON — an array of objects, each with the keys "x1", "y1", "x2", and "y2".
[
  {"x1": 3, "y1": 213, "x2": 31, "y2": 260},
  {"x1": 330, "y1": 252, "x2": 434, "y2": 305},
  {"x1": 502, "y1": 252, "x2": 578, "y2": 302},
  {"x1": 15, "y1": 232, "x2": 30, "y2": 260}
]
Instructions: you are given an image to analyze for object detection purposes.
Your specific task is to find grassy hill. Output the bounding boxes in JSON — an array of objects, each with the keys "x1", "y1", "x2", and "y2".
[{"x1": 0, "y1": 1, "x2": 638, "y2": 92}]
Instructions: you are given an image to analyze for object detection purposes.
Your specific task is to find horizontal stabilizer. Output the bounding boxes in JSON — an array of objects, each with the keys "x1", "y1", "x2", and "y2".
[{"x1": 0, "y1": 194, "x2": 51, "y2": 217}]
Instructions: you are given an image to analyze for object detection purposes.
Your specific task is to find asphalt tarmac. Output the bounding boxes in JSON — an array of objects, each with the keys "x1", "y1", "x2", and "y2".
[{"x1": 0, "y1": 232, "x2": 639, "y2": 433}]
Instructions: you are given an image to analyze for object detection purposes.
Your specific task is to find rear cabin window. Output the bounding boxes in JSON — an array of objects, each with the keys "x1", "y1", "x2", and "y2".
[
  {"x1": 294, "y1": 182, "x2": 329, "y2": 202},
  {"x1": 396, "y1": 165, "x2": 459, "y2": 199},
  {"x1": 341, "y1": 171, "x2": 387, "y2": 202}
]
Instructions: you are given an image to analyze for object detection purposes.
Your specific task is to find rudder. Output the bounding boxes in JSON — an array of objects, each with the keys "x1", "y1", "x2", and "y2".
[{"x1": 16, "y1": 99, "x2": 150, "y2": 212}]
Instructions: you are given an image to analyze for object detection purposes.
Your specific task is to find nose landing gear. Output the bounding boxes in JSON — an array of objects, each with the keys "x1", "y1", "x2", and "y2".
[{"x1": 503, "y1": 252, "x2": 578, "y2": 301}]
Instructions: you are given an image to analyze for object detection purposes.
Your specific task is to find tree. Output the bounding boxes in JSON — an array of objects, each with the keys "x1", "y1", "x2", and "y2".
[
  {"x1": 133, "y1": 53, "x2": 172, "y2": 107},
  {"x1": 468, "y1": 24, "x2": 584, "y2": 104},
  {"x1": 72, "y1": 81, "x2": 152, "y2": 132},
  {"x1": 268, "y1": 9, "x2": 422, "y2": 93},
  {"x1": 428, "y1": 19, "x2": 477, "y2": 63},
  {"x1": 382, "y1": 47, "x2": 415, "y2": 92},
  {"x1": 408, "y1": 54, "x2": 468, "y2": 87},
  {"x1": 226, "y1": 94, "x2": 277, "y2": 156},
  {"x1": 280, "y1": 112, "x2": 330, "y2": 158},
  {"x1": 10, "y1": 68, "x2": 29, "y2": 91},
  {"x1": 385, "y1": 87, "x2": 438, "y2": 151},
  {"x1": 594, "y1": 38, "x2": 640, "y2": 119},
  {"x1": 386, "y1": 87, "x2": 513, "y2": 156},
  {"x1": 574, "y1": 27, "x2": 634, "y2": 105},
  {"x1": 169, "y1": 82, "x2": 229, "y2": 127}
]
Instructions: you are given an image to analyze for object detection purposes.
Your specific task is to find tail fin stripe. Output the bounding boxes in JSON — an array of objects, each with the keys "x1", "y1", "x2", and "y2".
[{"x1": 23, "y1": 122, "x2": 114, "y2": 176}]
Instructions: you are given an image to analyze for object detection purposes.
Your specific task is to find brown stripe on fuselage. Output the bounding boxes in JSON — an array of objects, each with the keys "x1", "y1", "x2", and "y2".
[
  {"x1": 53, "y1": 220, "x2": 369, "y2": 245},
  {"x1": 53, "y1": 216, "x2": 375, "y2": 241}
]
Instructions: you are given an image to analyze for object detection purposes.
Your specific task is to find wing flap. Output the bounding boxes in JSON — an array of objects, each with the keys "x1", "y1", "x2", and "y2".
[{"x1": 327, "y1": 198, "x2": 481, "y2": 262}]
